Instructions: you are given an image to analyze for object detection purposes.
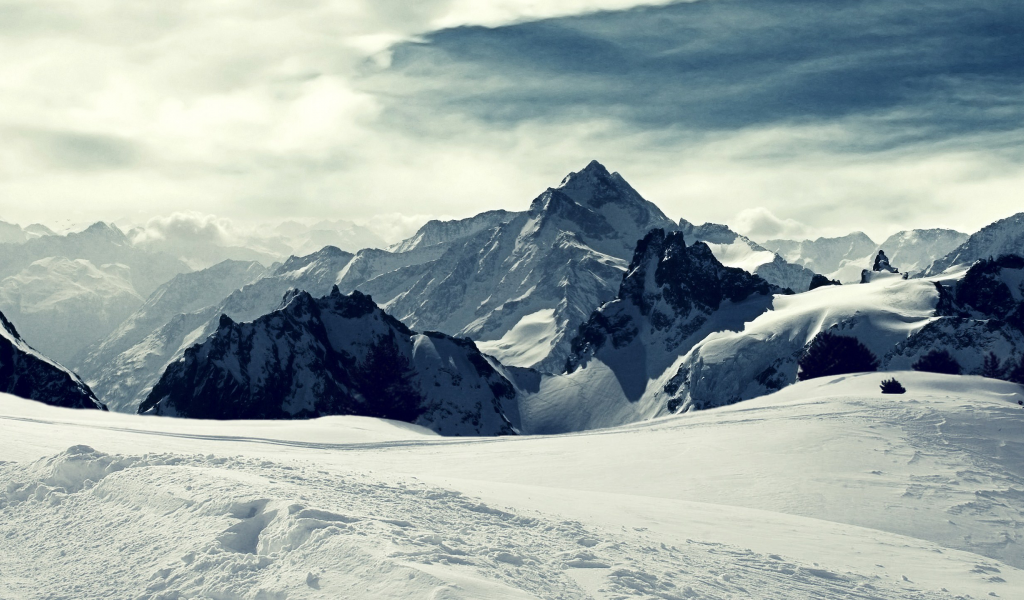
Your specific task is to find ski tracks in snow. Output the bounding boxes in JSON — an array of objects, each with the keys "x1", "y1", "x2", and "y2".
[{"x1": 0, "y1": 445, "x2": 965, "y2": 600}]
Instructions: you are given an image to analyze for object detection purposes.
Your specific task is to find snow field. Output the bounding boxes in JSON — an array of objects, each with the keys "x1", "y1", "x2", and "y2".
[{"x1": 1, "y1": 370, "x2": 1022, "y2": 599}]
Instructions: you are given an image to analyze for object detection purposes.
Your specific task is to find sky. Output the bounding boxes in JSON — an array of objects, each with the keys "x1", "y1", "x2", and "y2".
[{"x1": 1, "y1": 0, "x2": 1022, "y2": 242}]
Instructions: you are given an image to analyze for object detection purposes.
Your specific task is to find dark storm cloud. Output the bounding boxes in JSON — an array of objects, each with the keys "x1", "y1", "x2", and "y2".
[{"x1": 372, "y1": 0, "x2": 1024, "y2": 150}]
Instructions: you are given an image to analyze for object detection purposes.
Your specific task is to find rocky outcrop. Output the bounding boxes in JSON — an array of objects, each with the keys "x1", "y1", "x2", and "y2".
[
  {"x1": 0, "y1": 310, "x2": 104, "y2": 410},
  {"x1": 139, "y1": 288, "x2": 519, "y2": 436},
  {"x1": 873, "y1": 250, "x2": 899, "y2": 273}
]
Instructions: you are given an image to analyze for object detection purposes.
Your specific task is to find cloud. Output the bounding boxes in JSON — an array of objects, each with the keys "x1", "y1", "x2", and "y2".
[
  {"x1": 0, "y1": 0, "x2": 1021, "y2": 244},
  {"x1": 130, "y1": 212, "x2": 234, "y2": 247},
  {"x1": 356, "y1": 213, "x2": 436, "y2": 244},
  {"x1": 377, "y1": 0, "x2": 1024, "y2": 138},
  {"x1": 733, "y1": 208, "x2": 809, "y2": 241}
]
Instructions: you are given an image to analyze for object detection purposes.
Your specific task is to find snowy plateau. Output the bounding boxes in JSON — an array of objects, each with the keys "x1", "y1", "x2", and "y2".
[
  {"x1": 1, "y1": 161, "x2": 1024, "y2": 598},
  {"x1": 1, "y1": 373, "x2": 1022, "y2": 599}
]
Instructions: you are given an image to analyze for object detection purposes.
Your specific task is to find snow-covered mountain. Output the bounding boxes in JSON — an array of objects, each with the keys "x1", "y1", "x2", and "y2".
[
  {"x1": 387, "y1": 210, "x2": 517, "y2": 253},
  {"x1": 0, "y1": 222, "x2": 190, "y2": 298},
  {"x1": 761, "y1": 232, "x2": 877, "y2": 283},
  {"x1": 360, "y1": 161, "x2": 677, "y2": 372},
  {"x1": 764, "y1": 229, "x2": 968, "y2": 282},
  {"x1": 82, "y1": 223, "x2": 507, "y2": 414},
  {"x1": 276, "y1": 219, "x2": 389, "y2": 256},
  {"x1": 78, "y1": 247, "x2": 355, "y2": 413},
  {"x1": 923, "y1": 211, "x2": 1024, "y2": 276},
  {"x1": 522, "y1": 247, "x2": 1024, "y2": 433},
  {"x1": 0, "y1": 309, "x2": 104, "y2": 410},
  {"x1": 0, "y1": 257, "x2": 144, "y2": 365},
  {"x1": 887, "y1": 254, "x2": 1024, "y2": 374},
  {"x1": 519, "y1": 229, "x2": 778, "y2": 433},
  {"x1": 678, "y1": 219, "x2": 816, "y2": 291},
  {"x1": 878, "y1": 228, "x2": 967, "y2": 275},
  {"x1": 139, "y1": 287, "x2": 518, "y2": 436},
  {"x1": 72, "y1": 260, "x2": 269, "y2": 399},
  {"x1": 0, "y1": 220, "x2": 55, "y2": 244}
]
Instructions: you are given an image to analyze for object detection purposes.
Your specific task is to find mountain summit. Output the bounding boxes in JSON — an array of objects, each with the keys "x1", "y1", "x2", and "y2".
[
  {"x1": 557, "y1": 160, "x2": 645, "y2": 208},
  {"x1": 358, "y1": 162, "x2": 677, "y2": 371}
]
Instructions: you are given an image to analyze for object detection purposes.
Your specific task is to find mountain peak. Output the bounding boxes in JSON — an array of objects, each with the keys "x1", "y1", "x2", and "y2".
[
  {"x1": 557, "y1": 160, "x2": 625, "y2": 203},
  {"x1": 552, "y1": 161, "x2": 672, "y2": 230},
  {"x1": 80, "y1": 221, "x2": 129, "y2": 244}
]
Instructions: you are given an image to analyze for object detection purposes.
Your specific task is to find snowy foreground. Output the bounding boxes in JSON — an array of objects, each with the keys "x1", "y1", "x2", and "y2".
[{"x1": 2, "y1": 373, "x2": 1022, "y2": 599}]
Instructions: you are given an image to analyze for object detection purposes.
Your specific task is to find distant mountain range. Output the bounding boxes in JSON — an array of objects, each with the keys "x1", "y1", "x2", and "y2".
[
  {"x1": 923, "y1": 212, "x2": 1024, "y2": 277},
  {"x1": 3, "y1": 163, "x2": 1023, "y2": 434},
  {"x1": 762, "y1": 228, "x2": 968, "y2": 282}
]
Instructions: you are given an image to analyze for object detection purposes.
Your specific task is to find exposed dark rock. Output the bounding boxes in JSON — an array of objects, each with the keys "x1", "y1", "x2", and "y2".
[
  {"x1": 0, "y1": 310, "x2": 105, "y2": 410},
  {"x1": 567, "y1": 229, "x2": 776, "y2": 374},
  {"x1": 138, "y1": 287, "x2": 518, "y2": 436},
  {"x1": 873, "y1": 250, "x2": 899, "y2": 273},
  {"x1": 797, "y1": 331, "x2": 879, "y2": 381},
  {"x1": 808, "y1": 274, "x2": 842, "y2": 290}
]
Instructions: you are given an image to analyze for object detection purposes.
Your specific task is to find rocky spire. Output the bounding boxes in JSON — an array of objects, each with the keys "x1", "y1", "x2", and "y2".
[{"x1": 872, "y1": 250, "x2": 899, "y2": 273}]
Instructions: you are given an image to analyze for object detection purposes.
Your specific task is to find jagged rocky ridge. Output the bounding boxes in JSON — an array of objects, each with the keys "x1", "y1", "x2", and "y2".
[
  {"x1": 887, "y1": 254, "x2": 1024, "y2": 374},
  {"x1": 567, "y1": 228, "x2": 776, "y2": 375},
  {"x1": 139, "y1": 288, "x2": 518, "y2": 436},
  {"x1": 514, "y1": 229, "x2": 779, "y2": 433},
  {"x1": 0, "y1": 309, "x2": 104, "y2": 410},
  {"x1": 358, "y1": 161, "x2": 678, "y2": 373}
]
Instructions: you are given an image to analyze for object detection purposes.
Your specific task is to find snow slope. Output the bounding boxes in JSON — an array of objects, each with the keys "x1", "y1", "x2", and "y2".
[
  {"x1": 0, "y1": 257, "x2": 144, "y2": 364},
  {"x1": 1, "y1": 371, "x2": 1021, "y2": 599},
  {"x1": 924, "y1": 212, "x2": 1024, "y2": 276}
]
